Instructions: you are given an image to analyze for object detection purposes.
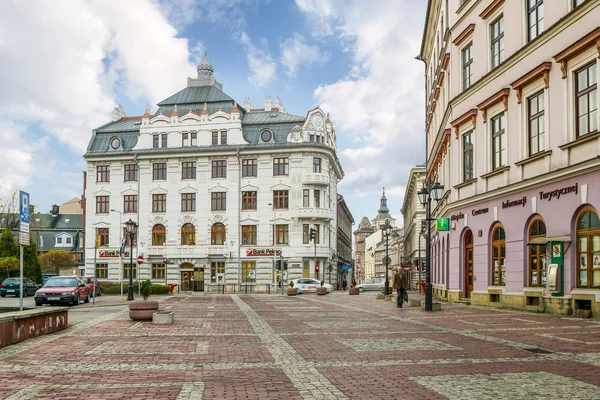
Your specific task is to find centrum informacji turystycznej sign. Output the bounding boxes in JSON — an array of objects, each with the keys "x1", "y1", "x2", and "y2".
[{"x1": 436, "y1": 218, "x2": 450, "y2": 231}]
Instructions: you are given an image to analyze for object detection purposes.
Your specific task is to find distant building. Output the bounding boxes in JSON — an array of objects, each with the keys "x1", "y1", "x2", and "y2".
[
  {"x1": 336, "y1": 194, "x2": 354, "y2": 285},
  {"x1": 353, "y1": 217, "x2": 374, "y2": 283},
  {"x1": 59, "y1": 197, "x2": 84, "y2": 215},
  {"x1": 401, "y1": 165, "x2": 426, "y2": 276}
]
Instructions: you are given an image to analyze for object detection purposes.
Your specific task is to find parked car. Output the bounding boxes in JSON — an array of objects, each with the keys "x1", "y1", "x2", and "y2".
[
  {"x1": 290, "y1": 278, "x2": 334, "y2": 293},
  {"x1": 355, "y1": 278, "x2": 385, "y2": 292},
  {"x1": 82, "y1": 276, "x2": 102, "y2": 297},
  {"x1": 34, "y1": 276, "x2": 89, "y2": 306},
  {"x1": 0, "y1": 278, "x2": 39, "y2": 297}
]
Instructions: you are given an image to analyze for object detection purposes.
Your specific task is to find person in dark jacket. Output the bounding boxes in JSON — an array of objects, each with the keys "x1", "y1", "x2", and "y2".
[
  {"x1": 392, "y1": 267, "x2": 408, "y2": 308},
  {"x1": 342, "y1": 279, "x2": 348, "y2": 291}
]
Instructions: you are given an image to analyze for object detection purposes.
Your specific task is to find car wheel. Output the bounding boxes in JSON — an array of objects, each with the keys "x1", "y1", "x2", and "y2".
[
  {"x1": 0, "y1": 294, "x2": 4, "y2": 298},
  {"x1": 97, "y1": 289, "x2": 102, "y2": 297},
  {"x1": 73, "y1": 294, "x2": 80, "y2": 306},
  {"x1": 35, "y1": 302, "x2": 43, "y2": 307}
]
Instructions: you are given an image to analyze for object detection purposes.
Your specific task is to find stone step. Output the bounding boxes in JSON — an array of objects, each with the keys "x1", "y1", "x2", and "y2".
[{"x1": 456, "y1": 298, "x2": 471, "y2": 305}]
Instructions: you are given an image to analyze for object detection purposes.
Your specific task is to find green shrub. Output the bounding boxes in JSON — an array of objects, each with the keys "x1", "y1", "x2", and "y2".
[
  {"x1": 98, "y1": 282, "x2": 139, "y2": 295},
  {"x1": 289, "y1": 281, "x2": 294, "y2": 288},
  {"x1": 149, "y1": 284, "x2": 170, "y2": 295},
  {"x1": 140, "y1": 281, "x2": 151, "y2": 299},
  {"x1": 320, "y1": 280, "x2": 324, "y2": 287}
]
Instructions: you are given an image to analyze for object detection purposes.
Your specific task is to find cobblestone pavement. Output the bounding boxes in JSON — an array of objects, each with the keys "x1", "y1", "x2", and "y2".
[{"x1": 1, "y1": 291, "x2": 599, "y2": 399}]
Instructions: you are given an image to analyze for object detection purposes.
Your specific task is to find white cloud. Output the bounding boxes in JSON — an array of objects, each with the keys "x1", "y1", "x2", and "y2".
[
  {"x1": 240, "y1": 32, "x2": 277, "y2": 87},
  {"x1": 280, "y1": 33, "x2": 330, "y2": 76}
]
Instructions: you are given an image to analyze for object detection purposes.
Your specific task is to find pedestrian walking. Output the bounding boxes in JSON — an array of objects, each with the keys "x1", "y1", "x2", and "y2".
[
  {"x1": 393, "y1": 267, "x2": 408, "y2": 308},
  {"x1": 342, "y1": 279, "x2": 347, "y2": 291}
]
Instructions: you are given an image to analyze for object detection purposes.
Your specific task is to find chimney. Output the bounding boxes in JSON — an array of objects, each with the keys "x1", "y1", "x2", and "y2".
[
  {"x1": 111, "y1": 104, "x2": 126, "y2": 121},
  {"x1": 243, "y1": 97, "x2": 251, "y2": 110},
  {"x1": 51, "y1": 204, "x2": 59, "y2": 217},
  {"x1": 264, "y1": 96, "x2": 272, "y2": 111}
]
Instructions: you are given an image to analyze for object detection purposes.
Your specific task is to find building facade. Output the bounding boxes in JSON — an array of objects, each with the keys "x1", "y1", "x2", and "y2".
[
  {"x1": 353, "y1": 217, "x2": 374, "y2": 283},
  {"x1": 336, "y1": 194, "x2": 354, "y2": 285},
  {"x1": 420, "y1": 0, "x2": 600, "y2": 314},
  {"x1": 84, "y1": 55, "x2": 343, "y2": 291},
  {"x1": 401, "y1": 165, "x2": 426, "y2": 282}
]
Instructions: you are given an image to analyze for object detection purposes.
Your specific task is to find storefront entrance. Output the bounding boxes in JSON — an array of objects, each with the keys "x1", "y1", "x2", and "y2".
[
  {"x1": 180, "y1": 263, "x2": 204, "y2": 292},
  {"x1": 464, "y1": 230, "x2": 474, "y2": 298}
]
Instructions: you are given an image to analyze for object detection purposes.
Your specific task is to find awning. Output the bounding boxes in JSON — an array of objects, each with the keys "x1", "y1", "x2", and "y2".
[{"x1": 526, "y1": 236, "x2": 571, "y2": 246}]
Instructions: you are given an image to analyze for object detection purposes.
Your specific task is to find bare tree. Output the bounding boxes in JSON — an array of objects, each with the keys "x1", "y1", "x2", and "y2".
[{"x1": 0, "y1": 190, "x2": 20, "y2": 230}]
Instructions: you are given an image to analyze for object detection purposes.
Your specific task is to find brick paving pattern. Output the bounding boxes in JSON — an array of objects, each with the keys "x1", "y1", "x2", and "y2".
[{"x1": 0, "y1": 292, "x2": 599, "y2": 399}]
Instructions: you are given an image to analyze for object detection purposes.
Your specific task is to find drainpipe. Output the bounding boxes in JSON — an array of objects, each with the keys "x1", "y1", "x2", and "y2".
[
  {"x1": 236, "y1": 149, "x2": 242, "y2": 288},
  {"x1": 134, "y1": 152, "x2": 141, "y2": 296}
]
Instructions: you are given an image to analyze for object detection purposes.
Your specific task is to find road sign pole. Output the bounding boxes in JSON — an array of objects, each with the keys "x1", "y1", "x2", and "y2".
[
  {"x1": 19, "y1": 244, "x2": 23, "y2": 311},
  {"x1": 18, "y1": 191, "x2": 30, "y2": 312}
]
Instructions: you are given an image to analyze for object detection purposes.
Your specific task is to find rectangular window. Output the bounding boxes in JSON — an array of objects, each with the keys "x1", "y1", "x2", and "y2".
[
  {"x1": 528, "y1": 91, "x2": 545, "y2": 155},
  {"x1": 123, "y1": 195, "x2": 137, "y2": 213},
  {"x1": 181, "y1": 193, "x2": 196, "y2": 212},
  {"x1": 124, "y1": 164, "x2": 137, "y2": 182},
  {"x1": 491, "y1": 113, "x2": 507, "y2": 170},
  {"x1": 212, "y1": 131, "x2": 219, "y2": 145},
  {"x1": 96, "y1": 263, "x2": 108, "y2": 279},
  {"x1": 303, "y1": 189, "x2": 310, "y2": 207},
  {"x1": 96, "y1": 196, "x2": 109, "y2": 214},
  {"x1": 211, "y1": 261, "x2": 225, "y2": 283},
  {"x1": 490, "y1": 15, "x2": 504, "y2": 68},
  {"x1": 242, "y1": 159, "x2": 257, "y2": 177},
  {"x1": 96, "y1": 165, "x2": 109, "y2": 182},
  {"x1": 463, "y1": 131, "x2": 474, "y2": 181},
  {"x1": 527, "y1": 0, "x2": 544, "y2": 42},
  {"x1": 313, "y1": 157, "x2": 322, "y2": 173},
  {"x1": 273, "y1": 224, "x2": 289, "y2": 245},
  {"x1": 575, "y1": 62, "x2": 598, "y2": 138},
  {"x1": 315, "y1": 224, "x2": 321, "y2": 245},
  {"x1": 152, "y1": 263, "x2": 165, "y2": 279},
  {"x1": 303, "y1": 224, "x2": 310, "y2": 244},
  {"x1": 182, "y1": 132, "x2": 189, "y2": 146},
  {"x1": 191, "y1": 132, "x2": 197, "y2": 146},
  {"x1": 161, "y1": 134, "x2": 167, "y2": 148},
  {"x1": 211, "y1": 160, "x2": 227, "y2": 178},
  {"x1": 242, "y1": 191, "x2": 257, "y2": 210},
  {"x1": 303, "y1": 260, "x2": 310, "y2": 278},
  {"x1": 153, "y1": 135, "x2": 159, "y2": 148},
  {"x1": 309, "y1": 134, "x2": 315, "y2": 142},
  {"x1": 221, "y1": 131, "x2": 227, "y2": 144},
  {"x1": 462, "y1": 43, "x2": 473, "y2": 91},
  {"x1": 153, "y1": 163, "x2": 167, "y2": 180},
  {"x1": 211, "y1": 192, "x2": 226, "y2": 211},
  {"x1": 181, "y1": 162, "x2": 196, "y2": 179},
  {"x1": 314, "y1": 190, "x2": 321, "y2": 208},
  {"x1": 242, "y1": 225, "x2": 257, "y2": 245},
  {"x1": 273, "y1": 190, "x2": 289, "y2": 209},
  {"x1": 152, "y1": 194, "x2": 166, "y2": 213},
  {"x1": 97, "y1": 228, "x2": 109, "y2": 247},
  {"x1": 242, "y1": 262, "x2": 256, "y2": 283},
  {"x1": 273, "y1": 158, "x2": 289, "y2": 176},
  {"x1": 123, "y1": 264, "x2": 137, "y2": 279},
  {"x1": 57, "y1": 237, "x2": 62, "y2": 244}
]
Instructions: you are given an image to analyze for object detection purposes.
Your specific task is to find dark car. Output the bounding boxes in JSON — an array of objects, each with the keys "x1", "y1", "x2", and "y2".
[
  {"x1": 82, "y1": 276, "x2": 102, "y2": 297},
  {"x1": 0, "y1": 278, "x2": 39, "y2": 297},
  {"x1": 34, "y1": 276, "x2": 89, "y2": 306}
]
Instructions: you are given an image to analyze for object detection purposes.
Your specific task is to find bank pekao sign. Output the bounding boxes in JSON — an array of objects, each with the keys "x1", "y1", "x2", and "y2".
[
  {"x1": 246, "y1": 248, "x2": 282, "y2": 257},
  {"x1": 99, "y1": 249, "x2": 129, "y2": 258}
]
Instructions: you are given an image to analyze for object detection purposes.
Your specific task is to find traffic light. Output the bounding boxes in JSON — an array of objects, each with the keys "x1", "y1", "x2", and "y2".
[
  {"x1": 309, "y1": 227, "x2": 315, "y2": 241},
  {"x1": 276, "y1": 260, "x2": 281, "y2": 270},
  {"x1": 315, "y1": 263, "x2": 320, "y2": 271}
]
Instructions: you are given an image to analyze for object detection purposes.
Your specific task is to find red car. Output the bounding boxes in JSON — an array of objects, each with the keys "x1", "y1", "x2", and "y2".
[
  {"x1": 34, "y1": 276, "x2": 90, "y2": 306},
  {"x1": 82, "y1": 276, "x2": 102, "y2": 297}
]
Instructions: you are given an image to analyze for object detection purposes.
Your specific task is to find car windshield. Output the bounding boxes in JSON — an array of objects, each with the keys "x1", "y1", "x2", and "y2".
[
  {"x1": 3, "y1": 279, "x2": 19, "y2": 283},
  {"x1": 44, "y1": 278, "x2": 78, "y2": 287}
]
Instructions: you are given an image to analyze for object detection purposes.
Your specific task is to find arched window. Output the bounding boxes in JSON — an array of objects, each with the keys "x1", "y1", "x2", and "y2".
[
  {"x1": 181, "y1": 223, "x2": 195, "y2": 246},
  {"x1": 528, "y1": 218, "x2": 547, "y2": 286},
  {"x1": 491, "y1": 225, "x2": 506, "y2": 285},
  {"x1": 211, "y1": 223, "x2": 226, "y2": 245},
  {"x1": 577, "y1": 209, "x2": 600, "y2": 288},
  {"x1": 152, "y1": 224, "x2": 166, "y2": 246}
]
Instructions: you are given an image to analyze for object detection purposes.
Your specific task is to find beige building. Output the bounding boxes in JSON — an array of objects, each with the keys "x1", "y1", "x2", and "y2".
[
  {"x1": 420, "y1": 0, "x2": 600, "y2": 315},
  {"x1": 401, "y1": 165, "x2": 426, "y2": 271},
  {"x1": 353, "y1": 217, "x2": 374, "y2": 283},
  {"x1": 59, "y1": 197, "x2": 83, "y2": 215}
]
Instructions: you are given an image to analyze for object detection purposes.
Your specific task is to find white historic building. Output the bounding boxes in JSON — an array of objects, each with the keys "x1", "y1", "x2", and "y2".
[{"x1": 83, "y1": 54, "x2": 343, "y2": 292}]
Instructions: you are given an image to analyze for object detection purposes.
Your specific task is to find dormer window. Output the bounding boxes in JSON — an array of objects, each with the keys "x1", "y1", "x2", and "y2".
[
  {"x1": 57, "y1": 237, "x2": 62, "y2": 244},
  {"x1": 261, "y1": 129, "x2": 272, "y2": 142}
]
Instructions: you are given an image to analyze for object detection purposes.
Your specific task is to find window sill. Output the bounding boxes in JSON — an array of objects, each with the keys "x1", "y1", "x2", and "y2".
[
  {"x1": 480, "y1": 165, "x2": 509, "y2": 179},
  {"x1": 453, "y1": 178, "x2": 477, "y2": 189},
  {"x1": 559, "y1": 131, "x2": 600, "y2": 150},
  {"x1": 515, "y1": 150, "x2": 552, "y2": 167}
]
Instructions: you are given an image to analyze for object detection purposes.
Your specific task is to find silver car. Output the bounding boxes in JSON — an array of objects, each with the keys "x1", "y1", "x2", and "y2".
[{"x1": 355, "y1": 278, "x2": 385, "y2": 292}]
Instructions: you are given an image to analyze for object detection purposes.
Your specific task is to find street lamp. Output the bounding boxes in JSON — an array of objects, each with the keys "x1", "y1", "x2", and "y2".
[
  {"x1": 418, "y1": 219, "x2": 426, "y2": 293},
  {"x1": 417, "y1": 175, "x2": 445, "y2": 311},
  {"x1": 124, "y1": 218, "x2": 138, "y2": 301},
  {"x1": 381, "y1": 218, "x2": 393, "y2": 295}
]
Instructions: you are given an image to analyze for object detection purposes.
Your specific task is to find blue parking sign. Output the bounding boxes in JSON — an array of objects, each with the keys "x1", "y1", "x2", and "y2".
[{"x1": 19, "y1": 191, "x2": 30, "y2": 224}]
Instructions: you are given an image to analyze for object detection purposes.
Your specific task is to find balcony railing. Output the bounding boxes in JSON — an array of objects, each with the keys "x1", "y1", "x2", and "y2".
[
  {"x1": 302, "y1": 173, "x2": 330, "y2": 186},
  {"x1": 293, "y1": 207, "x2": 334, "y2": 220}
]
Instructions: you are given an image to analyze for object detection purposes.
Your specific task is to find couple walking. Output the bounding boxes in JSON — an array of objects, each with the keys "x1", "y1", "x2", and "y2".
[{"x1": 392, "y1": 267, "x2": 408, "y2": 308}]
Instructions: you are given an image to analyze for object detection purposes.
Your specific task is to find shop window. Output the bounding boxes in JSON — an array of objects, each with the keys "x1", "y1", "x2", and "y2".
[
  {"x1": 528, "y1": 218, "x2": 547, "y2": 286},
  {"x1": 96, "y1": 263, "x2": 108, "y2": 279},
  {"x1": 576, "y1": 208, "x2": 600, "y2": 288},
  {"x1": 211, "y1": 262, "x2": 225, "y2": 283},
  {"x1": 491, "y1": 225, "x2": 506, "y2": 285},
  {"x1": 242, "y1": 262, "x2": 256, "y2": 283}
]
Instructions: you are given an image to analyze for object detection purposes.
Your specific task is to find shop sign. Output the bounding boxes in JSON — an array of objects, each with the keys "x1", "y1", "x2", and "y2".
[
  {"x1": 99, "y1": 249, "x2": 129, "y2": 258},
  {"x1": 246, "y1": 248, "x2": 282, "y2": 257},
  {"x1": 502, "y1": 196, "x2": 527, "y2": 209},
  {"x1": 472, "y1": 208, "x2": 489, "y2": 216},
  {"x1": 539, "y1": 183, "x2": 578, "y2": 202},
  {"x1": 436, "y1": 218, "x2": 450, "y2": 231},
  {"x1": 450, "y1": 213, "x2": 465, "y2": 221},
  {"x1": 551, "y1": 242, "x2": 564, "y2": 265}
]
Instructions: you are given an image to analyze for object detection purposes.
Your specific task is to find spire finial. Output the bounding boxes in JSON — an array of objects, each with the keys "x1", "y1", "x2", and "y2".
[
  {"x1": 383, "y1": 186, "x2": 385, "y2": 195},
  {"x1": 204, "y1": 50, "x2": 208, "y2": 57}
]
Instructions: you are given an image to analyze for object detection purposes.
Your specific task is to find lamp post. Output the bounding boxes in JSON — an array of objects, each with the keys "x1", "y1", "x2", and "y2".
[
  {"x1": 124, "y1": 218, "x2": 138, "y2": 301},
  {"x1": 417, "y1": 175, "x2": 445, "y2": 311},
  {"x1": 381, "y1": 218, "x2": 393, "y2": 295},
  {"x1": 418, "y1": 219, "x2": 426, "y2": 293}
]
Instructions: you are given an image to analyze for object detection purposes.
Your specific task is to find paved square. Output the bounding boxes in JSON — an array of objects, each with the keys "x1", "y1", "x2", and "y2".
[{"x1": 341, "y1": 338, "x2": 461, "y2": 352}]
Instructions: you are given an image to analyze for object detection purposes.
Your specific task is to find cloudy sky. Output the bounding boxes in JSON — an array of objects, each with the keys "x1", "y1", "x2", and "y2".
[{"x1": 0, "y1": 0, "x2": 427, "y2": 226}]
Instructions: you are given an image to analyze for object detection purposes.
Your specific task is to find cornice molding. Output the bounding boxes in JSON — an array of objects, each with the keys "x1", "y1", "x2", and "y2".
[
  {"x1": 450, "y1": 109, "x2": 478, "y2": 138},
  {"x1": 479, "y1": 0, "x2": 504, "y2": 20},
  {"x1": 553, "y1": 27, "x2": 600, "y2": 78},
  {"x1": 452, "y1": 24, "x2": 475, "y2": 46},
  {"x1": 477, "y1": 88, "x2": 510, "y2": 123},
  {"x1": 511, "y1": 62, "x2": 552, "y2": 104},
  {"x1": 442, "y1": 53, "x2": 450, "y2": 70}
]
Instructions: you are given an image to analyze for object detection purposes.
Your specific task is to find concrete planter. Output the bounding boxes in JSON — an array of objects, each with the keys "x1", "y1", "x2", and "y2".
[
  {"x1": 316, "y1": 287, "x2": 328, "y2": 295},
  {"x1": 348, "y1": 287, "x2": 360, "y2": 295},
  {"x1": 129, "y1": 300, "x2": 159, "y2": 320},
  {"x1": 152, "y1": 310, "x2": 174, "y2": 325},
  {"x1": 286, "y1": 288, "x2": 298, "y2": 296}
]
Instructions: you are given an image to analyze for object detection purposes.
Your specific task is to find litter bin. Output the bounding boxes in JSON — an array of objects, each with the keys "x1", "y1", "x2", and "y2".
[
  {"x1": 420, "y1": 281, "x2": 426, "y2": 293},
  {"x1": 169, "y1": 283, "x2": 177, "y2": 294}
]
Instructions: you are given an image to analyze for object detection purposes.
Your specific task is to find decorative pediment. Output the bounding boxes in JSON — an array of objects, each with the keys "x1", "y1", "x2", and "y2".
[
  {"x1": 55, "y1": 232, "x2": 73, "y2": 238},
  {"x1": 93, "y1": 189, "x2": 111, "y2": 196},
  {"x1": 453, "y1": 24, "x2": 475, "y2": 46},
  {"x1": 209, "y1": 183, "x2": 228, "y2": 193},
  {"x1": 477, "y1": 88, "x2": 510, "y2": 123},
  {"x1": 151, "y1": 215, "x2": 165, "y2": 225},
  {"x1": 179, "y1": 184, "x2": 199, "y2": 194},
  {"x1": 270, "y1": 182, "x2": 292, "y2": 191},
  {"x1": 208, "y1": 110, "x2": 231, "y2": 121},
  {"x1": 554, "y1": 27, "x2": 600, "y2": 78},
  {"x1": 178, "y1": 113, "x2": 201, "y2": 123},
  {"x1": 121, "y1": 188, "x2": 138, "y2": 195},
  {"x1": 511, "y1": 62, "x2": 551, "y2": 104},
  {"x1": 241, "y1": 183, "x2": 259, "y2": 191},
  {"x1": 289, "y1": 125, "x2": 304, "y2": 142},
  {"x1": 303, "y1": 108, "x2": 326, "y2": 132},
  {"x1": 241, "y1": 218, "x2": 260, "y2": 224},
  {"x1": 450, "y1": 109, "x2": 478, "y2": 138},
  {"x1": 150, "y1": 186, "x2": 168, "y2": 194},
  {"x1": 150, "y1": 114, "x2": 170, "y2": 124}
]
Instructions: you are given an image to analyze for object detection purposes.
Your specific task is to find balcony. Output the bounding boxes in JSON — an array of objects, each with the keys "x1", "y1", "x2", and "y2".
[
  {"x1": 147, "y1": 245, "x2": 207, "y2": 258},
  {"x1": 302, "y1": 173, "x2": 330, "y2": 186},
  {"x1": 293, "y1": 207, "x2": 334, "y2": 221},
  {"x1": 295, "y1": 244, "x2": 331, "y2": 258}
]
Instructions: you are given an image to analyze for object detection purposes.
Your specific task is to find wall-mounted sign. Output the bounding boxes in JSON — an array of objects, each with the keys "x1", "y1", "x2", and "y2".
[
  {"x1": 246, "y1": 248, "x2": 282, "y2": 257},
  {"x1": 99, "y1": 249, "x2": 130, "y2": 258},
  {"x1": 502, "y1": 196, "x2": 527, "y2": 209},
  {"x1": 436, "y1": 218, "x2": 450, "y2": 231},
  {"x1": 472, "y1": 208, "x2": 489, "y2": 216},
  {"x1": 450, "y1": 213, "x2": 465, "y2": 221},
  {"x1": 551, "y1": 242, "x2": 564, "y2": 265},
  {"x1": 539, "y1": 183, "x2": 578, "y2": 202}
]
